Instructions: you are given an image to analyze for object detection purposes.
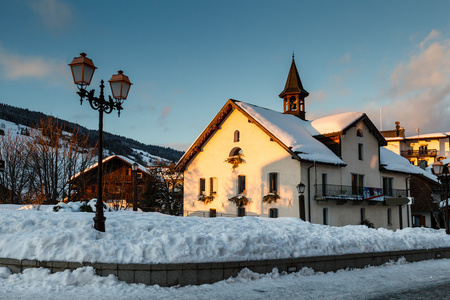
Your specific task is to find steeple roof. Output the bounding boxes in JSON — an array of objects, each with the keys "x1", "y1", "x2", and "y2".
[{"x1": 279, "y1": 56, "x2": 309, "y2": 98}]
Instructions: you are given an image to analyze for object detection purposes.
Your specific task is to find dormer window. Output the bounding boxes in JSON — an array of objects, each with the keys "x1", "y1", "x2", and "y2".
[
  {"x1": 234, "y1": 130, "x2": 240, "y2": 142},
  {"x1": 357, "y1": 129, "x2": 363, "y2": 137}
]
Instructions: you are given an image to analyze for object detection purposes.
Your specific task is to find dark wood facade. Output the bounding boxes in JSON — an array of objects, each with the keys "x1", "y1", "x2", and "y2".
[
  {"x1": 69, "y1": 155, "x2": 148, "y2": 207},
  {"x1": 410, "y1": 174, "x2": 441, "y2": 228}
]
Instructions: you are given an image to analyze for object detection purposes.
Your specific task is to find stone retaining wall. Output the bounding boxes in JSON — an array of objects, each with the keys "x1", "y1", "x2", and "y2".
[{"x1": 1, "y1": 247, "x2": 449, "y2": 287}]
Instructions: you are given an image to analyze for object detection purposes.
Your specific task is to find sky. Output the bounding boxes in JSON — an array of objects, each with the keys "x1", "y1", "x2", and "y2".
[{"x1": 1, "y1": 0, "x2": 450, "y2": 151}]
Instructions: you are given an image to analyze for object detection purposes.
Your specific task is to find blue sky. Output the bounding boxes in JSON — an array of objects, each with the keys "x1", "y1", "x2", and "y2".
[{"x1": 1, "y1": 0, "x2": 450, "y2": 151}]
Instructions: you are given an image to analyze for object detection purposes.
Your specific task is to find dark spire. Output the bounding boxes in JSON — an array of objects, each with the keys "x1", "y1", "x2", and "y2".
[
  {"x1": 279, "y1": 56, "x2": 309, "y2": 98},
  {"x1": 279, "y1": 56, "x2": 309, "y2": 120}
]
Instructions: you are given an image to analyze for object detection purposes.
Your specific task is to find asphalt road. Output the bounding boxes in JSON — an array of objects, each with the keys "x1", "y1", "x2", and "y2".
[{"x1": 370, "y1": 280, "x2": 450, "y2": 300}]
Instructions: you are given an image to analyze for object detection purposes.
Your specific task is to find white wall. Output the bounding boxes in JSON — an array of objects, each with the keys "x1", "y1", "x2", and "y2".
[{"x1": 183, "y1": 109, "x2": 302, "y2": 217}]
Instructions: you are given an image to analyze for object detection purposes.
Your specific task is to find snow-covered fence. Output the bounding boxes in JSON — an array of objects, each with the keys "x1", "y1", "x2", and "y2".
[{"x1": 1, "y1": 247, "x2": 449, "y2": 287}]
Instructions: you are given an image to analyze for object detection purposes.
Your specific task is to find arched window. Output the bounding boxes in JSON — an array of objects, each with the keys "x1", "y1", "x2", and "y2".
[
  {"x1": 229, "y1": 147, "x2": 243, "y2": 157},
  {"x1": 357, "y1": 129, "x2": 363, "y2": 137},
  {"x1": 234, "y1": 130, "x2": 240, "y2": 142}
]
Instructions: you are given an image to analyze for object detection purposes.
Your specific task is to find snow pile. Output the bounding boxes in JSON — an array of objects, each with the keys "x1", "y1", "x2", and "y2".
[
  {"x1": 0, "y1": 208, "x2": 449, "y2": 265},
  {"x1": 51, "y1": 199, "x2": 110, "y2": 213}
]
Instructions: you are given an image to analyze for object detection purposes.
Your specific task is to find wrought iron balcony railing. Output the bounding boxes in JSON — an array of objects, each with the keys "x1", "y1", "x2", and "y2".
[
  {"x1": 314, "y1": 184, "x2": 407, "y2": 201},
  {"x1": 400, "y1": 149, "x2": 437, "y2": 157}
]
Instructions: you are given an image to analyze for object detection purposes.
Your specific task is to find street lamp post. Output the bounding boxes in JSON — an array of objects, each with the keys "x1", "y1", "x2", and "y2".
[
  {"x1": 431, "y1": 161, "x2": 450, "y2": 234},
  {"x1": 132, "y1": 162, "x2": 138, "y2": 211},
  {"x1": 69, "y1": 53, "x2": 132, "y2": 232}
]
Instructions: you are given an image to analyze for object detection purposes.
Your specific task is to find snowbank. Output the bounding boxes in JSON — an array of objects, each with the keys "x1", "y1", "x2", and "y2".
[{"x1": 0, "y1": 208, "x2": 449, "y2": 265}]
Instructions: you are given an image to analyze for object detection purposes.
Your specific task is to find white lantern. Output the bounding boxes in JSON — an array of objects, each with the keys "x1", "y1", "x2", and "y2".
[
  {"x1": 108, "y1": 70, "x2": 132, "y2": 100},
  {"x1": 68, "y1": 53, "x2": 97, "y2": 86}
]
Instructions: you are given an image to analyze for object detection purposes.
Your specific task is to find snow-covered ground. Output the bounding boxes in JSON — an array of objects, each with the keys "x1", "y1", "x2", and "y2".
[
  {"x1": 1, "y1": 205, "x2": 450, "y2": 264},
  {"x1": 1, "y1": 204, "x2": 450, "y2": 299}
]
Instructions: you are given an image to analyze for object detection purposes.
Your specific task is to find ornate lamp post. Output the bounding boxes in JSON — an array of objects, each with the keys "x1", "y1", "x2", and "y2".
[
  {"x1": 132, "y1": 162, "x2": 138, "y2": 211},
  {"x1": 431, "y1": 160, "x2": 450, "y2": 234},
  {"x1": 69, "y1": 53, "x2": 132, "y2": 232}
]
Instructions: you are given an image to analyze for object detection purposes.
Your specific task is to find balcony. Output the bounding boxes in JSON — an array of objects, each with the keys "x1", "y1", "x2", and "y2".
[
  {"x1": 400, "y1": 149, "x2": 437, "y2": 157},
  {"x1": 314, "y1": 184, "x2": 407, "y2": 203}
]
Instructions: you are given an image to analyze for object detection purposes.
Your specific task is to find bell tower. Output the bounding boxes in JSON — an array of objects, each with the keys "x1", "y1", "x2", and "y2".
[{"x1": 279, "y1": 55, "x2": 309, "y2": 120}]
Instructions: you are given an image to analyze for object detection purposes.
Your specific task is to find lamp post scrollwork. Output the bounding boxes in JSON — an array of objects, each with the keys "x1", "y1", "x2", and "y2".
[{"x1": 69, "y1": 53, "x2": 132, "y2": 232}]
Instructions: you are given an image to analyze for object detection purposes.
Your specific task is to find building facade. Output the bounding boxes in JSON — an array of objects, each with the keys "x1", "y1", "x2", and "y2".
[
  {"x1": 177, "y1": 57, "x2": 432, "y2": 229},
  {"x1": 382, "y1": 123, "x2": 450, "y2": 169}
]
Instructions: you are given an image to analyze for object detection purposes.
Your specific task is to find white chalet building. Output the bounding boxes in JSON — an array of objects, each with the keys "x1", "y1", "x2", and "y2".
[{"x1": 177, "y1": 57, "x2": 430, "y2": 230}]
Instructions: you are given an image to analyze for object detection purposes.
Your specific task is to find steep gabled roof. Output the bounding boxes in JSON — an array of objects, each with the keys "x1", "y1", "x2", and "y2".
[
  {"x1": 71, "y1": 155, "x2": 149, "y2": 181},
  {"x1": 279, "y1": 57, "x2": 309, "y2": 98},
  {"x1": 176, "y1": 100, "x2": 346, "y2": 171}
]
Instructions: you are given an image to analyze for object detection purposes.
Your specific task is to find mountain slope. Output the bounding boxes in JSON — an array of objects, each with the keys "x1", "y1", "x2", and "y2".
[{"x1": 0, "y1": 103, "x2": 183, "y2": 164}]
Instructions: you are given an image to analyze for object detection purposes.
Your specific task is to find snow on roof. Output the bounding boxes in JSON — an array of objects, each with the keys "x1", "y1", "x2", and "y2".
[
  {"x1": 385, "y1": 137, "x2": 404, "y2": 141},
  {"x1": 71, "y1": 155, "x2": 149, "y2": 180},
  {"x1": 380, "y1": 148, "x2": 438, "y2": 182},
  {"x1": 310, "y1": 112, "x2": 364, "y2": 135},
  {"x1": 235, "y1": 102, "x2": 345, "y2": 165},
  {"x1": 405, "y1": 132, "x2": 449, "y2": 139}
]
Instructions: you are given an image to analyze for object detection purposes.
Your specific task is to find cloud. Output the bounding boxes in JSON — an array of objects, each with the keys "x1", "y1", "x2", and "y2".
[
  {"x1": 158, "y1": 105, "x2": 172, "y2": 130},
  {"x1": 419, "y1": 29, "x2": 441, "y2": 50},
  {"x1": 0, "y1": 45, "x2": 67, "y2": 81},
  {"x1": 309, "y1": 90, "x2": 327, "y2": 103},
  {"x1": 372, "y1": 30, "x2": 450, "y2": 135},
  {"x1": 339, "y1": 53, "x2": 351, "y2": 64},
  {"x1": 28, "y1": 0, "x2": 73, "y2": 32}
]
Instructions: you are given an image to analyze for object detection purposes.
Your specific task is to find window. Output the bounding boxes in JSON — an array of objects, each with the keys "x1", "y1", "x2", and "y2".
[
  {"x1": 360, "y1": 207, "x2": 366, "y2": 224},
  {"x1": 269, "y1": 172, "x2": 278, "y2": 193},
  {"x1": 210, "y1": 177, "x2": 218, "y2": 195},
  {"x1": 322, "y1": 173, "x2": 327, "y2": 197},
  {"x1": 383, "y1": 177, "x2": 393, "y2": 196},
  {"x1": 234, "y1": 130, "x2": 240, "y2": 142},
  {"x1": 387, "y1": 208, "x2": 392, "y2": 226},
  {"x1": 357, "y1": 129, "x2": 363, "y2": 137},
  {"x1": 351, "y1": 174, "x2": 364, "y2": 195},
  {"x1": 238, "y1": 175, "x2": 246, "y2": 194},
  {"x1": 269, "y1": 208, "x2": 278, "y2": 218},
  {"x1": 419, "y1": 160, "x2": 428, "y2": 169},
  {"x1": 229, "y1": 147, "x2": 243, "y2": 157},
  {"x1": 419, "y1": 145, "x2": 427, "y2": 156},
  {"x1": 199, "y1": 178, "x2": 206, "y2": 195},
  {"x1": 238, "y1": 207, "x2": 246, "y2": 217},
  {"x1": 323, "y1": 208, "x2": 329, "y2": 225},
  {"x1": 358, "y1": 143, "x2": 364, "y2": 161}
]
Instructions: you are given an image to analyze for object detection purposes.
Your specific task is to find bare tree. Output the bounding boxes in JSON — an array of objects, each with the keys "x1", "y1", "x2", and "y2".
[
  {"x1": 0, "y1": 131, "x2": 32, "y2": 204},
  {"x1": 27, "y1": 117, "x2": 95, "y2": 204}
]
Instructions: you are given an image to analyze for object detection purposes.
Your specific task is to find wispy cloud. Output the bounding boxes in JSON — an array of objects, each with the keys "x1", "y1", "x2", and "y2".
[
  {"x1": 309, "y1": 90, "x2": 327, "y2": 103},
  {"x1": 370, "y1": 30, "x2": 450, "y2": 134},
  {"x1": 28, "y1": 0, "x2": 73, "y2": 33},
  {"x1": 158, "y1": 105, "x2": 172, "y2": 131},
  {"x1": 0, "y1": 45, "x2": 67, "y2": 81},
  {"x1": 419, "y1": 29, "x2": 441, "y2": 50}
]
